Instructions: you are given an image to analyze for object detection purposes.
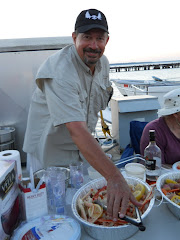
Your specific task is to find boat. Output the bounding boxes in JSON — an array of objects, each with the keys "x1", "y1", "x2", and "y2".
[
  {"x1": 111, "y1": 76, "x2": 180, "y2": 107},
  {"x1": 1, "y1": 30, "x2": 180, "y2": 240},
  {"x1": 0, "y1": 37, "x2": 180, "y2": 162}
]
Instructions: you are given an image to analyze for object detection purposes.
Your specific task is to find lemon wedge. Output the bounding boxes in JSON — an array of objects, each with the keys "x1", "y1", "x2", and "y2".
[
  {"x1": 88, "y1": 204, "x2": 103, "y2": 221},
  {"x1": 133, "y1": 184, "x2": 146, "y2": 201},
  {"x1": 165, "y1": 179, "x2": 177, "y2": 184}
]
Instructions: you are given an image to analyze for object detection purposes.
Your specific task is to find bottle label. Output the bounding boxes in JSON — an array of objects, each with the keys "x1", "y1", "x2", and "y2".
[{"x1": 145, "y1": 156, "x2": 156, "y2": 170}]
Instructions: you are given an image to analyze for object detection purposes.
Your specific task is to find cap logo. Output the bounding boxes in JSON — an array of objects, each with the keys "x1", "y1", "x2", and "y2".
[{"x1": 85, "y1": 11, "x2": 102, "y2": 21}]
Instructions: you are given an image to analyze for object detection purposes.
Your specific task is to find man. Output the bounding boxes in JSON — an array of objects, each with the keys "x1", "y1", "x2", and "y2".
[{"x1": 23, "y1": 8, "x2": 141, "y2": 220}]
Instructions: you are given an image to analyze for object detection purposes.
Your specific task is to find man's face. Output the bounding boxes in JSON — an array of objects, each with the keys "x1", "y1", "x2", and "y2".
[{"x1": 72, "y1": 29, "x2": 109, "y2": 72}]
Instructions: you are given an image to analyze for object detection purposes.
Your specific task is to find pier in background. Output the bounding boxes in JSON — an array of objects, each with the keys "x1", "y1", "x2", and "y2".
[{"x1": 110, "y1": 61, "x2": 180, "y2": 72}]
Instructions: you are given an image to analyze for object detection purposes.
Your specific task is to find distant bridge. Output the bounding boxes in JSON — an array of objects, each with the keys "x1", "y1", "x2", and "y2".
[{"x1": 110, "y1": 61, "x2": 180, "y2": 72}]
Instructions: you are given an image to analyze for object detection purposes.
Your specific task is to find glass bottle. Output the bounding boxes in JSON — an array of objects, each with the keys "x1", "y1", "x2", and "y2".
[{"x1": 144, "y1": 130, "x2": 161, "y2": 181}]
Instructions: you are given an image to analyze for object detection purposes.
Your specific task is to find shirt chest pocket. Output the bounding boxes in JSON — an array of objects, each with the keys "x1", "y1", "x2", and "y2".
[{"x1": 94, "y1": 83, "x2": 113, "y2": 111}]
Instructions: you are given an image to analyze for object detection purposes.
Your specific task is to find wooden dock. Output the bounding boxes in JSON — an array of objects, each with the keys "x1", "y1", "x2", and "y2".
[{"x1": 110, "y1": 61, "x2": 180, "y2": 72}]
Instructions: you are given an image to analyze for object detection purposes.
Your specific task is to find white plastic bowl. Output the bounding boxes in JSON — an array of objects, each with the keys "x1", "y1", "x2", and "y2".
[
  {"x1": 172, "y1": 161, "x2": 180, "y2": 171},
  {"x1": 11, "y1": 215, "x2": 81, "y2": 240},
  {"x1": 125, "y1": 163, "x2": 146, "y2": 180}
]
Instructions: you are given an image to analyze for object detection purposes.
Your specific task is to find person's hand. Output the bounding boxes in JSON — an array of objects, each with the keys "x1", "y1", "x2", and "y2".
[{"x1": 106, "y1": 171, "x2": 142, "y2": 220}]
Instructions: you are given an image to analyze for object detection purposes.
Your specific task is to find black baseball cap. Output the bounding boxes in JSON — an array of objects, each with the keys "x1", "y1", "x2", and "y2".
[{"x1": 75, "y1": 9, "x2": 109, "y2": 33}]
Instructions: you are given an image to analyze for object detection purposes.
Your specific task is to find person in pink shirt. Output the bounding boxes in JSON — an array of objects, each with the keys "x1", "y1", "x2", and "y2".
[{"x1": 140, "y1": 88, "x2": 180, "y2": 165}]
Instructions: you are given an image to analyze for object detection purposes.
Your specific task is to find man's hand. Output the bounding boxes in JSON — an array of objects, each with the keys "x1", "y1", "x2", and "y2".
[
  {"x1": 106, "y1": 171, "x2": 142, "y2": 220},
  {"x1": 66, "y1": 121, "x2": 142, "y2": 220}
]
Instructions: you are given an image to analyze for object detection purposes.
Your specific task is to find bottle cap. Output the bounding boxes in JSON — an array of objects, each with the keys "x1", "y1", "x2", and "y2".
[{"x1": 149, "y1": 130, "x2": 155, "y2": 141}]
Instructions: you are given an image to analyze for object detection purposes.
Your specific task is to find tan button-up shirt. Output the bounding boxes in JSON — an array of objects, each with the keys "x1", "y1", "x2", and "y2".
[{"x1": 23, "y1": 44, "x2": 112, "y2": 167}]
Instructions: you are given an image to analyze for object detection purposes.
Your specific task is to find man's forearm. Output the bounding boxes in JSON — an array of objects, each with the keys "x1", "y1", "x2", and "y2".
[{"x1": 66, "y1": 121, "x2": 121, "y2": 180}]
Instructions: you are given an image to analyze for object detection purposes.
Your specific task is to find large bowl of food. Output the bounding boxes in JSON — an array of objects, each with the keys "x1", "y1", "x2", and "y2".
[
  {"x1": 72, "y1": 177, "x2": 154, "y2": 240},
  {"x1": 156, "y1": 171, "x2": 180, "y2": 219}
]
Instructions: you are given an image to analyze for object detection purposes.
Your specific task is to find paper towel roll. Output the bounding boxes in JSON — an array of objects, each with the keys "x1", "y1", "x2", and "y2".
[{"x1": 0, "y1": 150, "x2": 22, "y2": 180}]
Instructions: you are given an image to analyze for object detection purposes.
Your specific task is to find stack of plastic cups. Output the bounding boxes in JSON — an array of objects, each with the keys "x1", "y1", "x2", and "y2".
[{"x1": 45, "y1": 167, "x2": 66, "y2": 215}]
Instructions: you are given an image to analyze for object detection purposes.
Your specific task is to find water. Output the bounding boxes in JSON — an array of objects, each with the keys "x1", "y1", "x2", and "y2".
[
  {"x1": 109, "y1": 67, "x2": 180, "y2": 82},
  {"x1": 95, "y1": 66, "x2": 180, "y2": 139}
]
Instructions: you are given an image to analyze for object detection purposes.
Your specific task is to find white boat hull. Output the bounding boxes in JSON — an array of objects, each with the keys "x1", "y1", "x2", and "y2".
[{"x1": 112, "y1": 79, "x2": 180, "y2": 107}]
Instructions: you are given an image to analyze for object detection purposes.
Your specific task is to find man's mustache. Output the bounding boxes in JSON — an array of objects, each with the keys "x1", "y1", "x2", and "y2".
[{"x1": 84, "y1": 48, "x2": 101, "y2": 54}]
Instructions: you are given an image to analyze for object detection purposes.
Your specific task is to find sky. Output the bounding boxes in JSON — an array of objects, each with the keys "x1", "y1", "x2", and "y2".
[{"x1": 1, "y1": 0, "x2": 180, "y2": 63}]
